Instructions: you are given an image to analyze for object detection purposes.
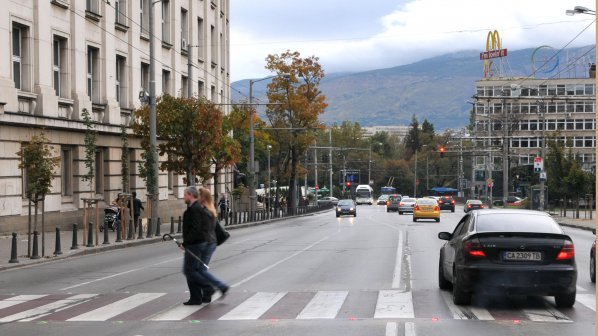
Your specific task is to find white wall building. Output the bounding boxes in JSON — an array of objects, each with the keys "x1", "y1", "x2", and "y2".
[{"x1": 0, "y1": 0, "x2": 231, "y2": 233}]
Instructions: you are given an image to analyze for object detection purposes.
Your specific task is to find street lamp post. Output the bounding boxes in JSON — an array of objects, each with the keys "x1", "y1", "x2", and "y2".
[
  {"x1": 267, "y1": 145, "x2": 272, "y2": 215},
  {"x1": 414, "y1": 145, "x2": 428, "y2": 197}
]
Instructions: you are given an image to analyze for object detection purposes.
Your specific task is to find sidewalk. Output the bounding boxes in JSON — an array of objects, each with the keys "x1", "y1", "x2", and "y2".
[
  {"x1": 551, "y1": 209, "x2": 596, "y2": 232},
  {"x1": 0, "y1": 208, "x2": 333, "y2": 271}
]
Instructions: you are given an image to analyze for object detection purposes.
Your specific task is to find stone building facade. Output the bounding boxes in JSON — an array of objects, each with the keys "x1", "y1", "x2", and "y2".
[{"x1": 0, "y1": 0, "x2": 231, "y2": 233}]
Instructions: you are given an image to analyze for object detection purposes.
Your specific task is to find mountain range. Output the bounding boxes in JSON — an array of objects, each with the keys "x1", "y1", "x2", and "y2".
[{"x1": 231, "y1": 46, "x2": 595, "y2": 130}]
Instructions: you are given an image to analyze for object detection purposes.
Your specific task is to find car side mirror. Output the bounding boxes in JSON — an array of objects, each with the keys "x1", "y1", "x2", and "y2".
[{"x1": 438, "y1": 232, "x2": 452, "y2": 241}]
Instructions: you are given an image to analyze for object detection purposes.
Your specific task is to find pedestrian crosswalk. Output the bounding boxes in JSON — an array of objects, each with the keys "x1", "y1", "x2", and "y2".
[{"x1": 0, "y1": 289, "x2": 594, "y2": 323}]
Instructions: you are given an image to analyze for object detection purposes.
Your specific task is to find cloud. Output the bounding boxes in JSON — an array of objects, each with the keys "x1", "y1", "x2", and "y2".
[{"x1": 231, "y1": 0, "x2": 596, "y2": 81}]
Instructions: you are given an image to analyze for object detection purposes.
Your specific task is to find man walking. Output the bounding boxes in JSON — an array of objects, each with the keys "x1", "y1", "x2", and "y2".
[
  {"x1": 181, "y1": 186, "x2": 214, "y2": 305},
  {"x1": 131, "y1": 192, "x2": 144, "y2": 233}
]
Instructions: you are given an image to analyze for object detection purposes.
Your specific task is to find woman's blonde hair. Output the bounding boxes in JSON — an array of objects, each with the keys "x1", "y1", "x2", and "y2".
[{"x1": 199, "y1": 187, "x2": 218, "y2": 218}]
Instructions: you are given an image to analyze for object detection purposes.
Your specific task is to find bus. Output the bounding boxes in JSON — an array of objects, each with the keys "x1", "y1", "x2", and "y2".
[
  {"x1": 380, "y1": 186, "x2": 397, "y2": 195},
  {"x1": 355, "y1": 185, "x2": 374, "y2": 205}
]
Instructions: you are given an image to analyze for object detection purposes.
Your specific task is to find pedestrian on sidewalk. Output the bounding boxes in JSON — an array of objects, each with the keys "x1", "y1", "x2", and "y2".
[
  {"x1": 197, "y1": 187, "x2": 229, "y2": 302},
  {"x1": 218, "y1": 193, "x2": 228, "y2": 220},
  {"x1": 131, "y1": 192, "x2": 144, "y2": 233}
]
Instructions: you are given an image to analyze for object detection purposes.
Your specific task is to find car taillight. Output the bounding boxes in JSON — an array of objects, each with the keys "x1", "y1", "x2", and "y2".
[
  {"x1": 438, "y1": 200, "x2": 443, "y2": 204},
  {"x1": 451, "y1": 200, "x2": 456, "y2": 204},
  {"x1": 480, "y1": 205, "x2": 484, "y2": 208},
  {"x1": 468, "y1": 204, "x2": 472, "y2": 208},
  {"x1": 400, "y1": 203, "x2": 405, "y2": 206},
  {"x1": 556, "y1": 242, "x2": 575, "y2": 260},
  {"x1": 434, "y1": 206, "x2": 439, "y2": 211},
  {"x1": 464, "y1": 238, "x2": 486, "y2": 258},
  {"x1": 387, "y1": 201, "x2": 390, "y2": 206},
  {"x1": 414, "y1": 205, "x2": 420, "y2": 211}
]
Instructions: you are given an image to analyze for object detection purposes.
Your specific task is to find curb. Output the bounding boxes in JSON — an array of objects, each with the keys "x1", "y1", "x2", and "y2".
[
  {"x1": 558, "y1": 222, "x2": 595, "y2": 232},
  {"x1": 0, "y1": 208, "x2": 332, "y2": 272}
]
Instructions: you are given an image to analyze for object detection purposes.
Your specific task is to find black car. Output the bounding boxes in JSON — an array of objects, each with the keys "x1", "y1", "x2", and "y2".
[
  {"x1": 464, "y1": 200, "x2": 484, "y2": 213},
  {"x1": 591, "y1": 229, "x2": 596, "y2": 283},
  {"x1": 336, "y1": 199, "x2": 356, "y2": 217},
  {"x1": 438, "y1": 209, "x2": 577, "y2": 307},
  {"x1": 437, "y1": 196, "x2": 456, "y2": 212}
]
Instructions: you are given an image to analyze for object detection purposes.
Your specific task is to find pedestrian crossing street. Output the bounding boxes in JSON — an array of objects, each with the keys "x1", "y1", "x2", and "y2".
[{"x1": 0, "y1": 289, "x2": 594, "y2": 323}]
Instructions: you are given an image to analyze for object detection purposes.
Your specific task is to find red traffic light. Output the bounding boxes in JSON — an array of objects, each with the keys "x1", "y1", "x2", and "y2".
[
  {"x1": 439, "y1": 146, "x2": 445, "y2": 158},
  {"x1": 346, "y1": 181, "x2": 351, "y2": 187}
]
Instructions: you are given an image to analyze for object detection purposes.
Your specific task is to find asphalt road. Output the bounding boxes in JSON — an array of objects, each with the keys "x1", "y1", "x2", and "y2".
[{"x1": 0, "y1": 204, "x2": 595, "y2": 336}]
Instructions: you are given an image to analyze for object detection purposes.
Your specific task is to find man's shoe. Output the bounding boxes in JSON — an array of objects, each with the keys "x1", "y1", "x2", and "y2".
[
  {"x1": 220, "y1": 286, "x2": 229, "y2": 298},
  {"x1": 202, "y1": 296, "x2": 212, "y2": 303},
  {"x1": 183, "y1": 300, "x2": 202, "y2": 306}
]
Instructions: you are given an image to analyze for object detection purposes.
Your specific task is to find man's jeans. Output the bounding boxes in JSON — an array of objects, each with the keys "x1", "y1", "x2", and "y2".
[{"x1": 183, "y1": 242, "x2": 227, "y2": 300}]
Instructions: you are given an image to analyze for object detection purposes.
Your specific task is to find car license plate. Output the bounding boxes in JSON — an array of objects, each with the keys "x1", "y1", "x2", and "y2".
[{"x1": 503, "y1": 251, "x2": 542, "y2": 261}]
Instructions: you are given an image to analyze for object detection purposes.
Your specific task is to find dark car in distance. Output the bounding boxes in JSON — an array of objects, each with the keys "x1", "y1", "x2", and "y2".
[
  {"x1": 386, "y1": 194, "x2": 402, "y2": 212},
  {"x1": 464, "y1": 200, "x2": 484, "y2": 213},
  {"x1": 336, "y1": 199, "x2": 356, "y2": 218},
  {"x1": 438, "y1": 196, "x2": 456, "y2": 212},
  {"x1": 438, "y1": 209, "x2": 577, "y2": 307}
]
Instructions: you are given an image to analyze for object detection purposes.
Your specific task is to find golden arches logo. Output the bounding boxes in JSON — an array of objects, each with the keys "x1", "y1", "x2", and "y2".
[
  {"x1": 486, "y1": 30, "x2": 501, "y2": 51},
  {"x1": 482, "y1": 30, "x2": 507, "y2": 78}
]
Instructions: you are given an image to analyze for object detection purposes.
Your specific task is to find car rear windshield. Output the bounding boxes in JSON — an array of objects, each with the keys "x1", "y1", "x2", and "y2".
[
  {"x1": 475, "y1": 213, "x2": 562, "y2": 233},
  {"x1": 338, "y1": 200, "x2": 353, "y2": 206},
  {"x1": 389, "y1": 196, "x2": 400, "y2": 201},
  {"x1": 417, "y1": 199, "x2": 437, "y2": 205},
  {"x1": 402, "y1": 198, "x2": 416, "y2": 202},
  {"x1": 468, "y1": 200, "x2": 482, "y2": 204}
]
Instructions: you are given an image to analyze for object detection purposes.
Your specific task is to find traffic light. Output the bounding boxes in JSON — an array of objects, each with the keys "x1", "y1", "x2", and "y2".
[
  {"x1": 439, "y1": 146, "x2": 446, "y2": 158},
  {"x1": 346, "y1": 181, "x2": 351, "y2": 188}
]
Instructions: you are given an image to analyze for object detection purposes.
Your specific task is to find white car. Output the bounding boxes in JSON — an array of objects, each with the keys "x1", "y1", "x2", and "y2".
[{"x1": 317, "y1": 197, "x2": 339, "y2": 206}]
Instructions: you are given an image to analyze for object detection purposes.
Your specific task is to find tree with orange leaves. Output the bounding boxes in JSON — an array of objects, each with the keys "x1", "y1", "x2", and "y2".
[
  {"x1": 134, "y1": 95, "x2": 223, "y2": 186},
  {"x1": 265, "y1": 51, "x2": 327, "y2": 213}
]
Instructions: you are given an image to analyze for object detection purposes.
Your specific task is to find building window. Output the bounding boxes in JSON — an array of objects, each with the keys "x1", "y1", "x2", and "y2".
[
  {"x1": 210, "y1": 85, "x2": 216, "y2": 102},
  {"x1": 162, "y1": 0, "x2": 170, "y2": 43},
  {"x1": 86, "y1": 0, "x2": 99, "y2": 14},
  {"x1": 116, "y1": 55, "x2": 127, "y2": 108},
  {"x1": 181, "y1": 8, "x2": 188, "y2": 51},
  {"x1": 140, "y1": 0, "x2": 149, "y2": 36},
  {"x1": 115, "y1": 0, "x2": 126, "y2": 25},
  {"x1": 210, "y1": 25, "x2": 216, "y2": 65},
  {"x1": 141, "y1": 62, "x2": 149, "y2": 93},
  {"x1": 585, "y1": 119, "x2": 594, "y2": 130},
  {"x1": 197, "y1": 17, "x2": 204, "y2": 60},
  {"x1": 181, "y1": 75, "x2": 188, "y2": 98},
  {"x1": 12, "y1": 23, "x2": 30, "y2": 91},
  {"x1": 198, "y1": 80, "x2": 204, "y2": 97},
  {"x1": 53, "y1": 36, "x2": 68, "y2": 97},
  {"x1": 162, "y1": 69, "x2": 171, "y2": 95},
  {"x1": 87, "y1": 46, "x2": 100, "y2": 103},
  {"x1": 220, "y1": 32, "x2": 225, "y2": 68},
  {"x1": 61, "y1": 147, "x2": 73, "y2": 196}
]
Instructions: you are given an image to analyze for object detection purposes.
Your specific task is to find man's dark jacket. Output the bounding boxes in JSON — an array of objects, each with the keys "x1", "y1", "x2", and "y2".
[{"x1": 182, "y1": 201, "x2": 217, "y2": 246}]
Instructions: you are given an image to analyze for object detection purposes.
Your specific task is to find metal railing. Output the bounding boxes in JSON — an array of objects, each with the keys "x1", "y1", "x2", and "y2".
[{"x1": 223, "y1": 204, "x2": 333, "y2": 226}]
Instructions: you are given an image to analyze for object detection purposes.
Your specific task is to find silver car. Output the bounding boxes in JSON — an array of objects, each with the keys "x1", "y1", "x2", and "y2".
[{"x1": 398, "y1": 197, "x2": 417, "y2": 214}]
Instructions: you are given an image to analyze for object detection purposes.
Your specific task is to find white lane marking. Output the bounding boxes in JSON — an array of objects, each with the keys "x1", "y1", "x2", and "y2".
[
  {"x1": 297, "y1": 291, "x2": 348, "y2": 320},
  {"x1": 438, "y1": 291, "x2": 494, "y2": 320},
  {"x1": 219, "y1": 292, "x2": 286, "y2": 320},
  {"x1": 392, "y1": 231, "x2": 404, "y2": 289},
  {"x1": 0, "y1": 295, "x2": 47, "y2": 310},
  {"x1": 0, "y1": 294, "x2": 97, "y2": 322},
  {"x1": 576, "y1": 293, "x2": 596, "y2": 311},
  {"x1": 60, "y1": 257, "x2": 181, "y2": 291},
  {"x1": 385, "y1": 322, "x2": 398, "y2": 336},
  {"x1": 149, "y1": 293, "x2": 221, "y2": 321},
  {"x1": 67, "y1": 293, "x2": 165, "y2": 321},
  {"x1": 523, "y1": 303, "x2": 572, "y2": 323},
  {"x1": 374, "y1": 290, "x2": 414, "y2": 319},
  {"x1": 404, "y1": 322, "x2": 417, "y2": 336},
  {"x1": 231, "y1": 236, "x2": 329, "y2": 288}
]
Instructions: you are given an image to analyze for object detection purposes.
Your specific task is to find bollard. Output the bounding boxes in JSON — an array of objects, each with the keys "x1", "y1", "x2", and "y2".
[
  {"x1": 155, "y1": 217, "x2": 161, "y2": 236},
  {"x1": 86, "y1": 223, "x2": 94, "y2": 247},
  {"x1": 115, "y1": 220, "x2": 122, "y2": 243},
  {"x1": 103, "y1": 222, "x2": 111, "y2": 245},
  {"x1": 137, "y1": 218, "x2": 144, "y2": 239},
  {"x1": 127, "y1": 219, "x2": 133, "y2": 240},
  {"x1": 31, "y1": 231, "x2": 40, "y2": 259},
  {"x1": 71, "y1": 224, "x2": 79, "y2": 250},
  {"x1": 177, "y1": 216, "x2": 182, "y2": 233},
  {"x1": 54, "y1": 228, "x2": 63, "y2": 255},
  {"x1": 9, "y1": 232, "x2": 19, "y2": 263},
  {"x1": 170, "y1": 217, "x2": 175, "y2": 235}
]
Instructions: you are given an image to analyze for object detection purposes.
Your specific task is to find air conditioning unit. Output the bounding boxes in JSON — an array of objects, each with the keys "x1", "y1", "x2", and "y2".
[{"x1": 181, "y1": 38, "x2": 187, "y2": 50}]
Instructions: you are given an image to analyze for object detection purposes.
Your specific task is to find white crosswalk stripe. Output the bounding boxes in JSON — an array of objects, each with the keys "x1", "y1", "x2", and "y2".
[
  {"x1": 523, "y1": 303, "x2": 572, "y2": 323},
  {"x1": 220, "y1": 292, "x2": 286, "y2": 320},
  {"x1": 149, "y1": 293, "x2": 221, "y2": 321},
  {"x1": 575, "y1": 294, "x2": 596, "y2": 311},
  {"x1": 297, "y1": 291, "x2": 348, "y2": 319},
  {"x1": 67, "y1": 293, "x2": 165, "y2": 321},
  {"x1": 0, "y1": 294, "x2": 97, "y2": 323},
  {"x1": 374, "y1": 290, "x2": 414, "y2": 319},
  {"x1": 0, "y1": 295, "x2": 47, "y2": 310}
]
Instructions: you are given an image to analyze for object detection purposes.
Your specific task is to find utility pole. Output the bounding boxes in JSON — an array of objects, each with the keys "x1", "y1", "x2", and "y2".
[
  {"x1": 248, "y1": 81, "x2": 255, "y2": 220},
  {"x1": 487, "y1": 101, "x2": 493, "y2": 208},
  {"x1": 539, "y1": 101, "x2": 546, "y2": 211},
  {"x1": 314, "y1": 140, "x2": 318, "y2": 204},
  {"x1": 502, "y1": 92, "x2": 509, "y2": 203},
  {"x1": 148, "y1": 0, "x2": 159, "y2": 236},
  {"x1": 329, "y1": 129, "x2": 333, "y2": 198},
  {"x1": 187, "y1": 45, "x2": 193, "y2": 98},
  {"x1": 459, "y1": 138, "x2": 463, "y2": 197},
  {"x1": 426, "y1": 154, "x2": 429, "y2": 191},
  {"x1": 414, "y1": 149, "x2": 418, "y2": 197},
  {"x1": 368, "y1": 142, "x2": 372, "y2": 185}
]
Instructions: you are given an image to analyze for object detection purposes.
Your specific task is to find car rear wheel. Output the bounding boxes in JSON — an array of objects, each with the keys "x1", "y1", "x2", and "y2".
[
  {"x1": 336, "y1": 214, "x2": 340, "y2": 218},
  {"x1": 452, "y1": 269, "x2": 472, "y2": 305},
  {"x1": 353, "y1": 213, "x2": 357, "y2": 217},
  {"x1": 387, "y1": 209, "x2": 390, "y2": 213},
  {"x1": 554, "y1": 291, "x2": 576, "y2": 308},
  {"x1": 451, "y1": 208, "x2": 455, "y2": 213},
  {"x1": 435, "y1": 218, "x2": 440, "y2": 223},
  {"x1": 399, "y1": 211, "x2": 403, "y2": 215},
  {"x1": 590, "y1": 253, "x2": 596, "y2": 283},
  {"x1": 438, "y1": 255, "x2": 452, "y2": 290},
  {"x1": 412, "y1": 217, "x2": 417, "y2": 222}
]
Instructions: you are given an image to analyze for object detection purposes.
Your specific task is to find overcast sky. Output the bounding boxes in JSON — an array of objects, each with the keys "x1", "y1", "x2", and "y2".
[{"x1": 230, "y1": 0, "x2": 596, "y2": 81}]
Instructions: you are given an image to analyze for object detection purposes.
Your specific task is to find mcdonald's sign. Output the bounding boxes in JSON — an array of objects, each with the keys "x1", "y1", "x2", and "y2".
[{"x1": 480, "y1": 30, "x2": 508, "y2": 60}]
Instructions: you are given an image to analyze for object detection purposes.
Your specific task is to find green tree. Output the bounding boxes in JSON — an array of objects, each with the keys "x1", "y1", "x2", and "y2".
[
  {"x1": 265, "y1": 50, "x2": 327, "y2": 212},
  {"x1": 403, "y1": 115, "x2": 420, "y2": 157},
  {"x1": 17, "y1": 133, "x2": 60, "y2": 256},
  {"x1": 134, "y1": 95, "x2": 223, "y2": 186},
  {"x1": 120, "y1": 124, "x2": 130, "y2": 192},
  {"x1": 211, "y1": 112, "x2": 242, "y2": 200},
  {"x1": 81, "y1": 108, "x2": 97, "y2": 197}
]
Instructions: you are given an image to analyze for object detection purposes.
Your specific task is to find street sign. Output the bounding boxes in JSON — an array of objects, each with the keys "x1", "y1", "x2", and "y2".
[
  {"x1": 539, "y1": 172, "x2": 547, "y2": 181},
  {"x1": 534, "y1": 157, "x2": 543, "y2": 173}
]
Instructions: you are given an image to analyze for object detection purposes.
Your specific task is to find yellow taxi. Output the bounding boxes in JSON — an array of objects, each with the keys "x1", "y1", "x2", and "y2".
[{"x1": 413, "y1": 198, "x2": 440, "y2": 222}]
